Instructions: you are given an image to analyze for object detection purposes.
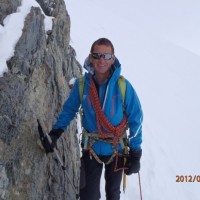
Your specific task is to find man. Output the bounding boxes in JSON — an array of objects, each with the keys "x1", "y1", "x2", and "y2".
[{"x1": 43, "y1": 38, "x2": 143, "y2": 200}]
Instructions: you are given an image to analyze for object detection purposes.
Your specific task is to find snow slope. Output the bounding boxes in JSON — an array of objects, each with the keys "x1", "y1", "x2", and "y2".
[{"x1": 66, "y1": 0, "x2": 200, "y2": 199}]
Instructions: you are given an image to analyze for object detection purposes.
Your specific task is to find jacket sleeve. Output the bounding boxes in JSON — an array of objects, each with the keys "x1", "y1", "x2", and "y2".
[
  {"x1": 53, "y1": 79, "x2": 81, "y2": 130},
  {"x1": 124, "y1": 80, "x2": 143, "y2": 150}
]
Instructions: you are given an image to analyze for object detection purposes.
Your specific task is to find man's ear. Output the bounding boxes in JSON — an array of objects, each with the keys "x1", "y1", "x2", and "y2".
[
  {"x1": 111, "y1": 55, "x2": 115, "y2": 64},
  {"x1": 89, "y1": 53, "x2": 93, "y2": 61}
]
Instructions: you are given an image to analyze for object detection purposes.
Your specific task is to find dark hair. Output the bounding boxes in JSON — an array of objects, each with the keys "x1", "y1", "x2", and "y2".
[{"x1": 90, "y1": 38, "x2": 115, "y2": 54}]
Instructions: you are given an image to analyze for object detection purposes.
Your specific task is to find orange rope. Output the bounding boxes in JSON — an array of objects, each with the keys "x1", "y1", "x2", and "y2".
[{"x1": 88, "y1": 76, "x2": 127, "y2": 145}]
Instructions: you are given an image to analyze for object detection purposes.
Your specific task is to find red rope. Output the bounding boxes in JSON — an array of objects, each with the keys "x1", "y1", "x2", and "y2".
[
  {"x1": 138, "y1": 172, "x2": 143, "y2": 200},
  {"x1": 88, "y1": 76, "x2": 127, "y2": 145},
  {"x1": 114, "y1": 151, "x2": 128, "y2": 172}
]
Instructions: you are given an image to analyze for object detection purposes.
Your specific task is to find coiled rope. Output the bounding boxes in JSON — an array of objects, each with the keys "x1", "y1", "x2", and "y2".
[{"x1": 88, "y1": 76, "x2": 127, "y2": 145}]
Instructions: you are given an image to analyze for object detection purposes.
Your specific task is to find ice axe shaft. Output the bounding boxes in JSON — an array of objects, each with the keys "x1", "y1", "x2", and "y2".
[
  {"x1": 46, "y1": 134, "x2": 66, "y2": 170},
  {"x1": 123, "y1": 158, "x2": 127, "y2": 193},
  {"x1": 123, "y1": 145, "x2": 128, "y2": 193}
]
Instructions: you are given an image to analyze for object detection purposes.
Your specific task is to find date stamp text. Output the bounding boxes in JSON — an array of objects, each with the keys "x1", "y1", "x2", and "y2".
[{"x1": 176, "y1": 175, "x2": 200, "y2": 182}]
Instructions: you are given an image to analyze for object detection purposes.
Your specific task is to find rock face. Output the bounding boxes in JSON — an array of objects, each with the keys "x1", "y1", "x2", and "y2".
[
  {"x1": 0, "y1": 0, "x2": 21, "y2": 26},
  {"x1": 0, "y1": 0, "x2": 82, "y2": 199}
]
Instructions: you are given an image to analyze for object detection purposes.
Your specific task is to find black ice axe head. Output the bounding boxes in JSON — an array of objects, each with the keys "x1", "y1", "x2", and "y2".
[
  {"x1": 36, "y1": 119, "x2": 66, "y2": 170},
  {"x1": 37, "y1": 119, "x2": 46, "y2": 143}
]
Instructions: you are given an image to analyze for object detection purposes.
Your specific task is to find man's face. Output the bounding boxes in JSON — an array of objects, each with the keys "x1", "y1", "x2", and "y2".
[{"x1": 89, "y1": 44, "x2": 114, "y2": 77}]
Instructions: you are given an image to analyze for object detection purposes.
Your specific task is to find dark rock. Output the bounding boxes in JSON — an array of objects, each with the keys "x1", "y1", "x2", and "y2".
[
  {"x1": 0, "y1": 0, "x2": 82, "y2": 199},
  {"x1": 0, "y1": 0, "x2": 22, "y2": 26}
]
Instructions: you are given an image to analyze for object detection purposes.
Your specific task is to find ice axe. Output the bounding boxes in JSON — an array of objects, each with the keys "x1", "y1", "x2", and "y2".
[
  {"x1": 123, "y1": 145, "x2": 128, "y2": 193},
  {"x1": 37, "y1": 119, "x2": 66, "y2": 170},
  {"x1": 37, "y1": 119, "x2": 80, "y2": 199}
]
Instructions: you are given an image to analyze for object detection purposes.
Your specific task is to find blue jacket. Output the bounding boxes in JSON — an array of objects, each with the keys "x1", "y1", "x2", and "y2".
[{"x1": 53, "y1": 57, "x2": 143, "y2": 155}]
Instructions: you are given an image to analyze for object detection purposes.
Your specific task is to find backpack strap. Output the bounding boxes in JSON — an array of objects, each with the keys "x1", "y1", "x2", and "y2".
[
  {"x1": 118, "y1": 75, "x2": 126, "y2": 106},
  {"x1": 78, "y1": 76, "x2": 85, "y2": 102}
]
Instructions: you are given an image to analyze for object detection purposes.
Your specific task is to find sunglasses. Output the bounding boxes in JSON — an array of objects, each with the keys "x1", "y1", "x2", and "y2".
[{"x1": 91, "y1": 53, "x2": 113, "y2": 60}]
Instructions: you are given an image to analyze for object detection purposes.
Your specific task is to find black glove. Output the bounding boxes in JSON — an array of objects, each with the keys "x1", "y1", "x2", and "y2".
[
  {"x1": 124, "y1": 149, "x2": 142, "y2": 175},
  {"x1": 42, "y1": 128, "x2": 64, "y2": 153}
]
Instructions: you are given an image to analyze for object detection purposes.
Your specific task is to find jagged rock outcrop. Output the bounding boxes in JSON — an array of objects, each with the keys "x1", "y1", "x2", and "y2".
[
  {"x1": 0, "y1": 0, "x2": 82, "y2": 199},
  {"x1": 0, "y1": 0, "x2": 22, "y2": 26}
]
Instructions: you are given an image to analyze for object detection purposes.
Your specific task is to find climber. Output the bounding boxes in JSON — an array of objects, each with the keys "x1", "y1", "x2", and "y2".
[{"x1": 42, "y1": 38, "x2": 143, "y2": 200}]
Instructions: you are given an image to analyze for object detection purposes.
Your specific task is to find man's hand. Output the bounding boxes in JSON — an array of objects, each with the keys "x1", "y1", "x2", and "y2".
[
  {"x1": 42, "y1": 129, "x2": 64, "y2": 153},
  {"x1": 124, "y1": 149, "x2": 142, "y2": 175}
]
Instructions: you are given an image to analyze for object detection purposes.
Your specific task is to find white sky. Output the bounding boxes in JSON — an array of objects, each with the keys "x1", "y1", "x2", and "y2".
[{"x1": 0, "y1": 0, "x2": 200, "y2": 199}]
